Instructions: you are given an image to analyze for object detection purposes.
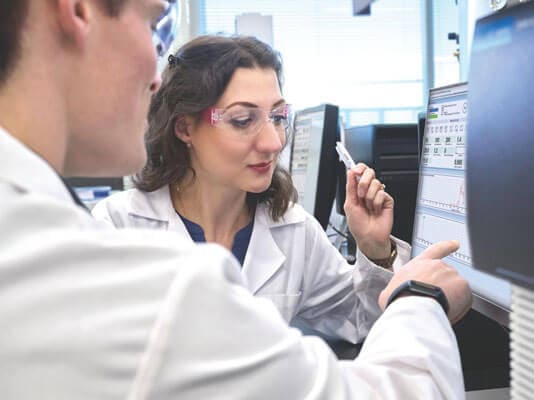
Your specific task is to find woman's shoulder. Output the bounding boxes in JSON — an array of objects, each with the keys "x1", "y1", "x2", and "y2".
[
  {"x1": 92, "y1": 188, "x2": 134, "y2": 214},
  {"x1": 92, "y1": 185, "x2": 170, "y2": 220},
  {"x1": 93, "y1": 187, "x2": 145, "y2": 210}
]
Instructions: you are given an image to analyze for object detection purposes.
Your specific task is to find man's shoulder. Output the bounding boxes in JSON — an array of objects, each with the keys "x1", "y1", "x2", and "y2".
[
  {"x1": 1, "y1": 180, "x2": 244, "y2": 318},
  {"x1": 1, "y1": 180, "x2": 236, "y2": 274},
  {"x1": 0, "y1": 181, "x2": 247, "y2": 398}
]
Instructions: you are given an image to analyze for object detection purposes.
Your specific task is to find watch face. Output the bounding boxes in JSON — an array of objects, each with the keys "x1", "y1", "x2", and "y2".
[
  {"x1": 413, "y1": 281, "x2": 439, "y2": 291},
  {"x1": 410, "y1": 281, "x2": 442, "y2": 299},
  {"x1": 387, "y1": 280, "x2": 449, "y2": 315}
]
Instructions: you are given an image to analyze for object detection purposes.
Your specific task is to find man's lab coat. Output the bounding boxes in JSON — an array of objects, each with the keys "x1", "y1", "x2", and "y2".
[{"x1": 0, "y1": 127, "x2": 465, "y2": 399}]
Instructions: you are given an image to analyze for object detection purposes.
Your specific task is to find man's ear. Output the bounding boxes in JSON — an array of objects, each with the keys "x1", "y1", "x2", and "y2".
[{"x1": 56, "y1": 0, "x2": 91, "y2": 48}]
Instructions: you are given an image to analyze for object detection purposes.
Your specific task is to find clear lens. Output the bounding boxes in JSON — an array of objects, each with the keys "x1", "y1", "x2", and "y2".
[
  {"x1": 226, "y1": 108, "x2": 263, "y2": 132},
  {"x1": 153, "y1": 1, "x2": 179, "y2": 57},
  {"x1": 212, "y1": 105, "x2": 292, "y2": 139}
]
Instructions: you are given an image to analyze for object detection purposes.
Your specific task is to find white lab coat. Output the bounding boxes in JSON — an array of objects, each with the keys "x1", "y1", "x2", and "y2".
[
  {"x1": 93, "y1": 186, "x2": 412, "y2": 343},
  {"x1": 0, "y1": 126, "x2": 465, "y2": 399}
]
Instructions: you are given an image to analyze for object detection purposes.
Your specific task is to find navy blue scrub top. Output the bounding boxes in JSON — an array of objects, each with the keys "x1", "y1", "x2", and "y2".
[{"x1": 177, "y1": 212, "x2": 253, "y2": 266}]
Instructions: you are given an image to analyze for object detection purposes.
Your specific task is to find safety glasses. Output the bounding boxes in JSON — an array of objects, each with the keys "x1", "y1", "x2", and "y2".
[
  {"x1": 152, "y1": 0, "x2": 179, "y2": 57},
  {"x1": 202, "y1": 104, "x2": 293, "y2": 140}
]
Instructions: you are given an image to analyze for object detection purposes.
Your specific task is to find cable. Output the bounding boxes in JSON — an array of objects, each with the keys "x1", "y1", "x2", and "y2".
[{"x1": 328, "y1": 222, "x2": 349, "y2": 239}]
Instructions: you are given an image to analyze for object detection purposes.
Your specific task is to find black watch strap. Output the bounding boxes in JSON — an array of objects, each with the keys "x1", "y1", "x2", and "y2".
[{"x1": 386, "y1": 280, "x2": 449, "y2": 315}]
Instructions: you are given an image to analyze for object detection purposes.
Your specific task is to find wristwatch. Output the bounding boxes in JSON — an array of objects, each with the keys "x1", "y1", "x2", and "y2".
[
  {"x1": 386, "y1": 280, "x2": 450, "y2": 315},
  {"x1": 369, "y1": 239, "x2": 397, "y2": 269}
]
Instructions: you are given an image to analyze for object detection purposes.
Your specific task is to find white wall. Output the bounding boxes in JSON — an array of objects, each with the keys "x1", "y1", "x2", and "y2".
[{"x1": 458, "y1": 0, "x2": 494, "y2": 81}]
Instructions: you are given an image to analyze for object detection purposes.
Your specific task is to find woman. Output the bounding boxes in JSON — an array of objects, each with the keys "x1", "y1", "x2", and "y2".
[{"x1": 92, "y1": 35, "x2": 411, "y2": 343}]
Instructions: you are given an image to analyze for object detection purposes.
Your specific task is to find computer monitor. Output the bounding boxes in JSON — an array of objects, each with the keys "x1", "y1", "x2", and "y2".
[
  {"x1": 336, "y1": 124, "x2": 419, "y2": 243},
  {"x1": 467, "y1": 2, "x2": 534, "y2": 292},
  {"x1": 65, "y1": 177, "x2": 125, "y2": 191},
  {"x1": 411, "y1": 82, "x2": 511, "y2": 326},
  {"x1": 467, "y1": 4, "x2": 534, "y2": 395},
  {"x1": 290, "y1": 104, "x2": 340, "y2": 230},
  {"x1": 352, "y1": 0, "x2": 372, "y2": 15}
]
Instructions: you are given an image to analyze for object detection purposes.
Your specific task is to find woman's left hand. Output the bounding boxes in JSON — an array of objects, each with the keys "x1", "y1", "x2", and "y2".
[{"x1": 344, "y1": 163, "x2": 394, "y2": 260}]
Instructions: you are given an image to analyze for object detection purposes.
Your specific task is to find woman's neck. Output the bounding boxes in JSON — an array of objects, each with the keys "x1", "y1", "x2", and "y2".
[{"x1": 169, "y1": 180, "x2": 252, "y2": 250}]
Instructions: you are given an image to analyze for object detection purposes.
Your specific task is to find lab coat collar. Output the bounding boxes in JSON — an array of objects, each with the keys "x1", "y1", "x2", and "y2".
[
  {"x1": 258, "y1": 202, "x2": 306, "y2": 227},
  {"x1": 126, "y1": 186, "x2": 307, "y2": 294},
  {"x1": 242, "y1": 203, "x2": 306, "y2": 294},
  {"x1": 127, "y1": 185, "x2": 173, "y2": 221},
  {"x1": 126, "y1": 185, "x2": 306, "y2": 230},
  {"x1": 127, "y1": 185, "x2": 190, "y2": 234},
  {"x1": 0, "y1": 126, "x2": 73, "y2": 204}
]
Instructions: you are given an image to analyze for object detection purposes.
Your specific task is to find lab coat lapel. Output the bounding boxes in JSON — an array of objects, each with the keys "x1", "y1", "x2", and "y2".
[
  {"x1": 242, "y1": 206, "x2": 286, "y2": 294},
  {"x1": 128, "y1": 185, "x2": 193, "y2": 241},
  {"x1": 0, "y1": 127, "x2": 73, "y2": 204}
]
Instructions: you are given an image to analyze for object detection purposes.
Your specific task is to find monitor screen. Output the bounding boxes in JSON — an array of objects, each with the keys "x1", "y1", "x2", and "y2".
[
  {"x1": 411, "y1": 82, "x2": 511, "y2": 326},
  {"x1": 467, "y1": 2, "x2": 534, "y2": 292},
  {"x1": 290, "y1": 104, "x2": 339, "y2": 230}
]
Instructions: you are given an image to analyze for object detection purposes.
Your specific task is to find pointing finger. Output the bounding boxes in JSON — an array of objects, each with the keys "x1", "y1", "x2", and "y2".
[{"x1": 414, "y1": 240, "x2": 460, "y2": 261}]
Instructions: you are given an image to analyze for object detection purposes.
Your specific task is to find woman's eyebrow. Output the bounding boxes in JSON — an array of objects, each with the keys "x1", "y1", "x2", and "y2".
[{"x1": 221, "y1": 99, "x2": 286, "y2": 110}]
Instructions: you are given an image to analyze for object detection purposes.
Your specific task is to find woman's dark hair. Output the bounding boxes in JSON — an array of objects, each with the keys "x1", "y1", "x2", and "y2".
[
  {"x1": 135, "y1": 35, "x2": 297, "y2": 221},
  {"x1": 0, "y1": 0, "x2": 128, "y2": 86}
]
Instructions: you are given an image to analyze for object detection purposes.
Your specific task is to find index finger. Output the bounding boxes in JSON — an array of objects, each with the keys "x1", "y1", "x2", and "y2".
[
  {"x1": 353, "y1": 162, "x2": 367, "y2": 176},
  {"x1": 414, "y1": 240, "x2": 460, "y2": 261},
  {"x1": 345, "y1": 169, "x2": 361, "y2": 207}
]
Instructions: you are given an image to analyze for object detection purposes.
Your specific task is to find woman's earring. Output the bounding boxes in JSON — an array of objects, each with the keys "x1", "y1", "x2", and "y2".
[{"x1": 186, "y1": 142, "x2": 192, "y2": 148}]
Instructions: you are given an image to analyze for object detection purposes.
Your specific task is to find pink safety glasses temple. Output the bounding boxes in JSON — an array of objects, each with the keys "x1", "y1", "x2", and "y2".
[{"x1": 201, "y1": 107, "x2": 218, "y2": 126}]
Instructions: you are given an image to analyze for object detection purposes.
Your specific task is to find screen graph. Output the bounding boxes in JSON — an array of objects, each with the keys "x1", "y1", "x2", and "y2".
[
  {"x1": 413, "y1": 211, "x2": 472, "y2": 264},
  {"x1": 418, "y1": 173, "x2": 466, "y2": 215}
]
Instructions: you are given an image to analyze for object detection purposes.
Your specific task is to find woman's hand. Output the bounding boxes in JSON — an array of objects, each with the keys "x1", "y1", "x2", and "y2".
[{"x1": 344, "y1": 163, "x2": 394, "y2": 260}]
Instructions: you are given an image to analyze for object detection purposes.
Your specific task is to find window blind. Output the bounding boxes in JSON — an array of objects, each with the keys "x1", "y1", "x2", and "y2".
[{"x1": 198, "y1": 0, "x2": 425, "y2": 125}]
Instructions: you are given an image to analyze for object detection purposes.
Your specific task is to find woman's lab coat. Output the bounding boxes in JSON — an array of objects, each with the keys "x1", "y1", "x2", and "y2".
[{"x1": 92, "y1": 186, "x2": 411, "y2": 343}]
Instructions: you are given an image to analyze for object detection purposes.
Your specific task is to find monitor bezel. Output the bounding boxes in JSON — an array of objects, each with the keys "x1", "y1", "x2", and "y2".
[{"x1": 289, "y1": 104, "x2": 339, "y2": 230}]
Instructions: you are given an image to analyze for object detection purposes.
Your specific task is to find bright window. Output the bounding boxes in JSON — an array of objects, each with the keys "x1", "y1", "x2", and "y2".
[{"x1": 198, "y1": 0, "x2": 425, "y2": 126}]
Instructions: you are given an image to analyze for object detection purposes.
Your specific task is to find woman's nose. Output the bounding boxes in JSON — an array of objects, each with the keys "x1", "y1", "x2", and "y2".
[{"x1": 255, "y1": 120, "x2": 285, "y2": 152}]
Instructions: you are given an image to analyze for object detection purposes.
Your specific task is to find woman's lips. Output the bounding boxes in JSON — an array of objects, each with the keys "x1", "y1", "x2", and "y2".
[{"x1": 248, "y1": 161, "x2": 272, "y2": 173}]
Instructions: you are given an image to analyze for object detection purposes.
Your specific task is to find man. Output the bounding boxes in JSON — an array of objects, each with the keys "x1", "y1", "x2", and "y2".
[{"x1": 0, "y1": 1, "x2": 472, "y2": 399}]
